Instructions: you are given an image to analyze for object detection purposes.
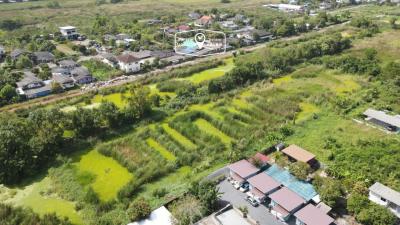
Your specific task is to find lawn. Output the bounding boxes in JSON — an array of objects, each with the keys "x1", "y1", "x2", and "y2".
[
  {"x1": 81, "y1": 60, "x2": 121, "y2": 81},
  {"x1": 3, "y1": 178, "x2": 83, "y2": 225},
  {"x1": 194, "y1": 118, "x2": 232, "y2": 145},
  {"x1": 92, "y1": 93, "x2": 129, "y2": 108},
  {"x1": 146, "y1": 138, "x2": 177, "y2": 161},
  {"x1": 56, "y1": 44, "x2": 79, "y2": 56},
  {"x1": 296, "y1": 102, "x2": 320, "y2": 123},
  {"x1": 162, "y1": 123, "x2": 197, "y2": 150},
  {"x1": 74, "y1": 150, "x2": 134, "y2": 202}
]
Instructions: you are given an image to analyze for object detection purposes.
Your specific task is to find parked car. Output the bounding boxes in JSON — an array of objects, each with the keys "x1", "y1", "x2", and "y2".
[
  {"x1": 239, "y1": 182, "x2": 249, "y2": 192},
  {"x1": 246, "y1": 196, "x2": 259, "y2": 207}
]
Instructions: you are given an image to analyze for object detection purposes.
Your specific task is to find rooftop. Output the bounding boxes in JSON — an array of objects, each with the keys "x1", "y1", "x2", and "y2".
[
  {"x1": 369, "y1": 182, "x2": 400, "y2": 206},
  {"x1": 294, "y1": 204, "x2": 334, "y2": 225},
  {"x1": 363, "y1": 108, "x2": 400, "y2": 128},
  {"x1": 269, "y1": 187, "x2": 305, "y2": 212},
  {"x1": 129, "y1": 50, "x2": 153, "y2": 59},
  {"x1": 116, "y1": 54, "x2": 140, "y2": 63},
  {"x1": 281, "y1": 144, "x2": 315, "y2": 163},
  {"x1": 59, "y1": 26, "x2": 76, "y2": 30},
  {"x1": 228, "y1": 159, "x2": 259, "y2": 179},
  {"x1": 265, "y1": 164, "x2": 317, "y2": 201},
  {"x1": 247, "y1": 173, "x2": 281, "y2": 194}
]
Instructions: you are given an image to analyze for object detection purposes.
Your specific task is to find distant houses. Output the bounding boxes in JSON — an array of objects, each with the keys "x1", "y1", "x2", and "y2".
[
  {"x1": 363, "y1": 108, "x2": 400, "y2": 132},
  {"x1": 369, "y1": 182, "x2": 400, "y2": 218},
  {"x1": 16, "y1": 71, "x2": 52, "y2": 99},
  {"x1": 264, "y1": 4, "x2": 305, "y2": 13},
  {"x1": 195, "y1": 15, "x2": 213, "y2": 27}
]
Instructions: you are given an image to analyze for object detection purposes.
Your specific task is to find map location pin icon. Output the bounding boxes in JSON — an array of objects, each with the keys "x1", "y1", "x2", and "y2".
[{"x1": 195, "y1": 33, "x2": 206, "y2": 49}]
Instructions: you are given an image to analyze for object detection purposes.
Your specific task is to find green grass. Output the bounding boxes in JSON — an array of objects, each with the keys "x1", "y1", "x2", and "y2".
[
  {"x1": 179, "y1": 58, "x2": 234, "y2": 83},
  {"x1": 5, "y1": 178, "x2": 83, "y2": 225},
  {"x1": 194, "y1": 118, "x2": 232, "y2": 145},
  {"x1": 273, "y1": 75, "x2": 293, "y2": 86},
  {"x1": 296, "y1": 102, "x2": 320, "y2": 123},
  {"x1": 74, "y1": 150, "x2": 134, "y2": 201},
  {"x1": 146, "y1": 138, "x2": 177, "y2": 161},
  {"x1": 56, "y1": 44, "x2": 79, "y2": 55},
  {"x1": 81, "y1": 60, "x2": 121, "y2": 81},
  {"x1": 92, "y1": 93, "x2": 129, "y2": 108},
  {"x1": 162, "y1": 124, "x2": 197, "y2": 149}
]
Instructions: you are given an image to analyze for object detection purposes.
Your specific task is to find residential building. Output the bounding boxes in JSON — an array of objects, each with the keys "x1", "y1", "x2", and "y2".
[
  {"x1": 269, "y1": 187, "x2": 305, "y2": 222},
  {"x1": 10, "y1": 49, "x2": 25, "y2": 60},
  {"x1": 129, "y1": 50, "x2": 155, "y2": 65},
  {"x1": 264, "y1": 4, "x2": 305, "y2": 13},
  {"x1": 115, "y1": 34, "x2": 135, "y2": 47},
  {"x1": 147, "y1": 19, "x2": 162, "y2": 25},
  {"x1": 33, "y1": 51, "x2": 55, "y2": 64},
  {"x1": 188, "y1": 12, "x2": 201, "y2": 20},
  {"x1": 59, "y1": 26, "x2": 79, "y2": 40},
  {"x1": 195, "y1": 15, "x2": 213, "y2": 27},
  {"x1": 52, "y1": 67, "x2": 70, "y2": 76},
  {"x1": 369, "y1": 182, "x2": 400, "y2": 218},
  {"x1": 363, "y1": 108, "x2": 400, "y2": 132},
  {"x1": 281, "y1": 144, "x2": 317, "y2": 166},
  {"x1": 177, "y1": 25, "x2": 191, "y2": 32},
  {"x1": 71, "y1": 67, "x2": 93, "y2": 84},
  {"x1": 58, "y1": 59, "x2": 78, "y2": 69},
  {"x1": 220, "y1": 21, "x2": 239, "y2": 30},
  {"x1": 16, "y1": 71, "x2": 51, "y2": 99},
  {"x1": 116, "y1": 54, "x2": 141, "y2": 73},
  {"x1": 227, "y1": 159, "x2": 259, "y2": 185},
  {"x1": 294, "y1": 204, "x2": 335, "y2": 225},
  {"x1": 52, "y1": 74, "x2": 75, "y2": 89},
  {"x1": 100, "y1": 53, "x2": 118, "y2": 68},
  {"x1": 247, "y1": 173, "x2": 281, "y2": 203},
  {"x1": 150, "y1": 50, "x2": 175, "y2": 59},
  {"x1": 0, "y1": 45, "x2": 4, "y2": 58}
]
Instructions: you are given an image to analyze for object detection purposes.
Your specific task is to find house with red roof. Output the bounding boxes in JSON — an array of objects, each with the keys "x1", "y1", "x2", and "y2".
[
  {"x1": 294, "y1": 204, "x2": 335, "y2": 225},
  {"x1": 195, "y1": 15, "x2": 213, "y2": 27},
  {"x1": 249, "y1": 152, "x2": 270, "y2": 168},
  {"x1": 269, "y1": 187, "x2": 305, "y2": 222},
  {"x1": 247, "y1": 172, "x2": 281, "y2": 203},
  {"x1": 177, "y1": 25, "x2": 191, "y2": 32},
  {"x1": 227, "y1": 159, "x2": 259, "y2": 185}
]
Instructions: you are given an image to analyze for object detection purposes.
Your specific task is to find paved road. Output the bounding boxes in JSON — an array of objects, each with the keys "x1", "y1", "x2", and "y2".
[{"x1": 218, "y1": 180, "x2": 286, "y2": 225}]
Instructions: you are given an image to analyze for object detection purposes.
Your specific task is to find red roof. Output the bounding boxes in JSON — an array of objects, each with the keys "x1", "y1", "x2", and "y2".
[
  {"x1": 253, "y1": 153, "x2": 270, "y2": 163},
  {"x1": 294, "y1": 204, "x2": 334, "y2": 225},
  {"x1": 228, "y1": 159, "x2": 258, "y2": 179},
  {"x1": 269, "y1": 187, "x2": 305, "y2": 212},
  {"x1": 178, "y1": 25, "x2": 190, "y2": 31},
  {"x1": 247, "y1": 173, "x2": 280, "y2": 195},
  {"x1": 116, "y1": 54, "x2": 139, "y2": 64}
]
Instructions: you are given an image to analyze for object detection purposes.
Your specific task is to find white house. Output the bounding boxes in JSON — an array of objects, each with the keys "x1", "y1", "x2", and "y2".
[
  {"x1": 369, "y1": 182, "x2": 400, "y2": 218},
  {"x1": 116, "y1": 54, "x2": 141, "y2": 73},
  {"x1": 59, "y1": 26, "x2": 79, "y2": 39},
  {"x1": 264, "y1": 4, "x2": 305, "y2": 13}
]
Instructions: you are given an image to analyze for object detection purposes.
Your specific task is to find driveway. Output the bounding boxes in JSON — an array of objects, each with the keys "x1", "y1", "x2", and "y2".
[{"x1": 217, "y1": 180, "x2": 286, "y2": 225}]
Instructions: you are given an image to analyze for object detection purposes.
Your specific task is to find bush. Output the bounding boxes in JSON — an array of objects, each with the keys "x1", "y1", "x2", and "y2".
[{"x1": 128, "y1": 197, "x2": 151, "y2": 221}]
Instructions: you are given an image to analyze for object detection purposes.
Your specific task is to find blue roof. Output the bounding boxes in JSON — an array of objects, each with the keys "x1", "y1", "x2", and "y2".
[{"x1": 265, "y1": 164, "x2": 317, "y2": 201}]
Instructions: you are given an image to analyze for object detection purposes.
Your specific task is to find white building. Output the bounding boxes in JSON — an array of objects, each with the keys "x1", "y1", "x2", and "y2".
[
  {"x1": 369, "y1": 182, "x2": 400, "y2": 218},
  {"x1": 128, "y1": 206, "x2": 173, "y2": 225},
  {"x1": 116, "y1": 54, "x2": 141, "y2": 73},
  {"x1": 59, "y1": 26, "x2": 78, "y2": 39},
  {"x1": 264, "y1": 4, "x2": 305, "y2": 13}
]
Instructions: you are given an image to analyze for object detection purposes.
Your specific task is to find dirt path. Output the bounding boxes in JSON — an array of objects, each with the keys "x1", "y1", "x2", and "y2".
[{"x1": 0, "y1": 22, "x2": 348, "y2": 113}]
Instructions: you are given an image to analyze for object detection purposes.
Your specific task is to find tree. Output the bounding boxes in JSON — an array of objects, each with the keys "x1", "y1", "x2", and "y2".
[
  {"x1": 347, "y1": 193, "x2": 369, "y2": 215},
  {"x1": 70, "y1": 108, "x2": 101, "y2": 137},
  {"x1": 389, "y1": 17, "x2": 397, "y2": 29},
  {"x1": 97, "y1": 101, "x2": 121, "y2": 128},
  {"x1": 51, "y1": 81, "x2": 63, "y2": 93},
  {"x1": 357, "y1": 204, "x2": 397, "y2": 225},
  {"x1": 171, "y1": 195, "x2": 204, "y2": 225},
  {"x1": 125, "y1": 85, "x2": 152, "y2": 120},
  {"x1": 313, "y1": 176, "x2": 343, "y2": 208},
  {"x1": 189, "y1": 181, "x2": 221, "y2": 214},
  {"x1": 128, "y1": 197, "x2": 151, "y2": 221},
  {"x1": 15, "y1": 55, "x2": 32, "y2": 69},
  {"x1": 289, "y1": 161, "x2": 311, "y2": 180},
  {"x1": 0, "y1": 84, "x2": 17, "y2": 104}
]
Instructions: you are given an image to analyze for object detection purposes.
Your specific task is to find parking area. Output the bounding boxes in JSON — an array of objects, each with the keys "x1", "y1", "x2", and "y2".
[{"x1": 217, "y1": 179, "x2": 286, "y2": 225}]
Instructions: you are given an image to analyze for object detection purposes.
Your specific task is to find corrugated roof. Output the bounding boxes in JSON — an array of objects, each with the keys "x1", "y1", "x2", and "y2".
[
  {"x1": 116, "y1": 54, "x2": 140, "y2": 63},
  {"x1": 247, "y1": 173, "x2": 280, "y2": 194},
  {"x1": 282, "y1": 144, "x2": 315, "y2": 163},
  {"x1": 363, "y1": 108, "x2": 400, "y2": 128},
  {"x1": 228, "y1": 159, "x2": 258, "y2": 179},
  {"x1": 269, "y1": 187, "x2": 305, "y2": 212},
  {"x1": 369, "y1": 182, "x2": 400, "y2": 206},
  {"x1": 265, "y1": 164, "x2": 317, "y2": 201},
  {"x1": 294, "y1": 204, "x2": 334, "y2": 225}
]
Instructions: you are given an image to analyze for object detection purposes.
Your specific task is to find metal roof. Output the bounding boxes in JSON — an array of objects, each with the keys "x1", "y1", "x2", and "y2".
[
  {"x1": 269, "y1": 187, "x2": 305, "y2": 212},
  {"x1": 247, "y1": 173, "x2": 281, "y2": 194},
  {"x1": 294, "y1": 204, "x2": 334, "y2": 225},
  {"x1": 363, "y1": 108, "x2": 400, "y2": 128},
  {"x1": 282, "y1": 144, "x2": 315, "y2": 163},
  {"x1": 228, "y1": 159, "x2": 259, "y2": 179},
  {"x1": 369, "y1": 182, "x2": 400, "y2": 206}
]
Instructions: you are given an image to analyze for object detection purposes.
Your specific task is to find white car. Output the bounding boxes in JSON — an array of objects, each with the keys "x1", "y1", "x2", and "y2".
[{"x1": 233, "y1": 181, "x2": 241, "y2": 189}]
